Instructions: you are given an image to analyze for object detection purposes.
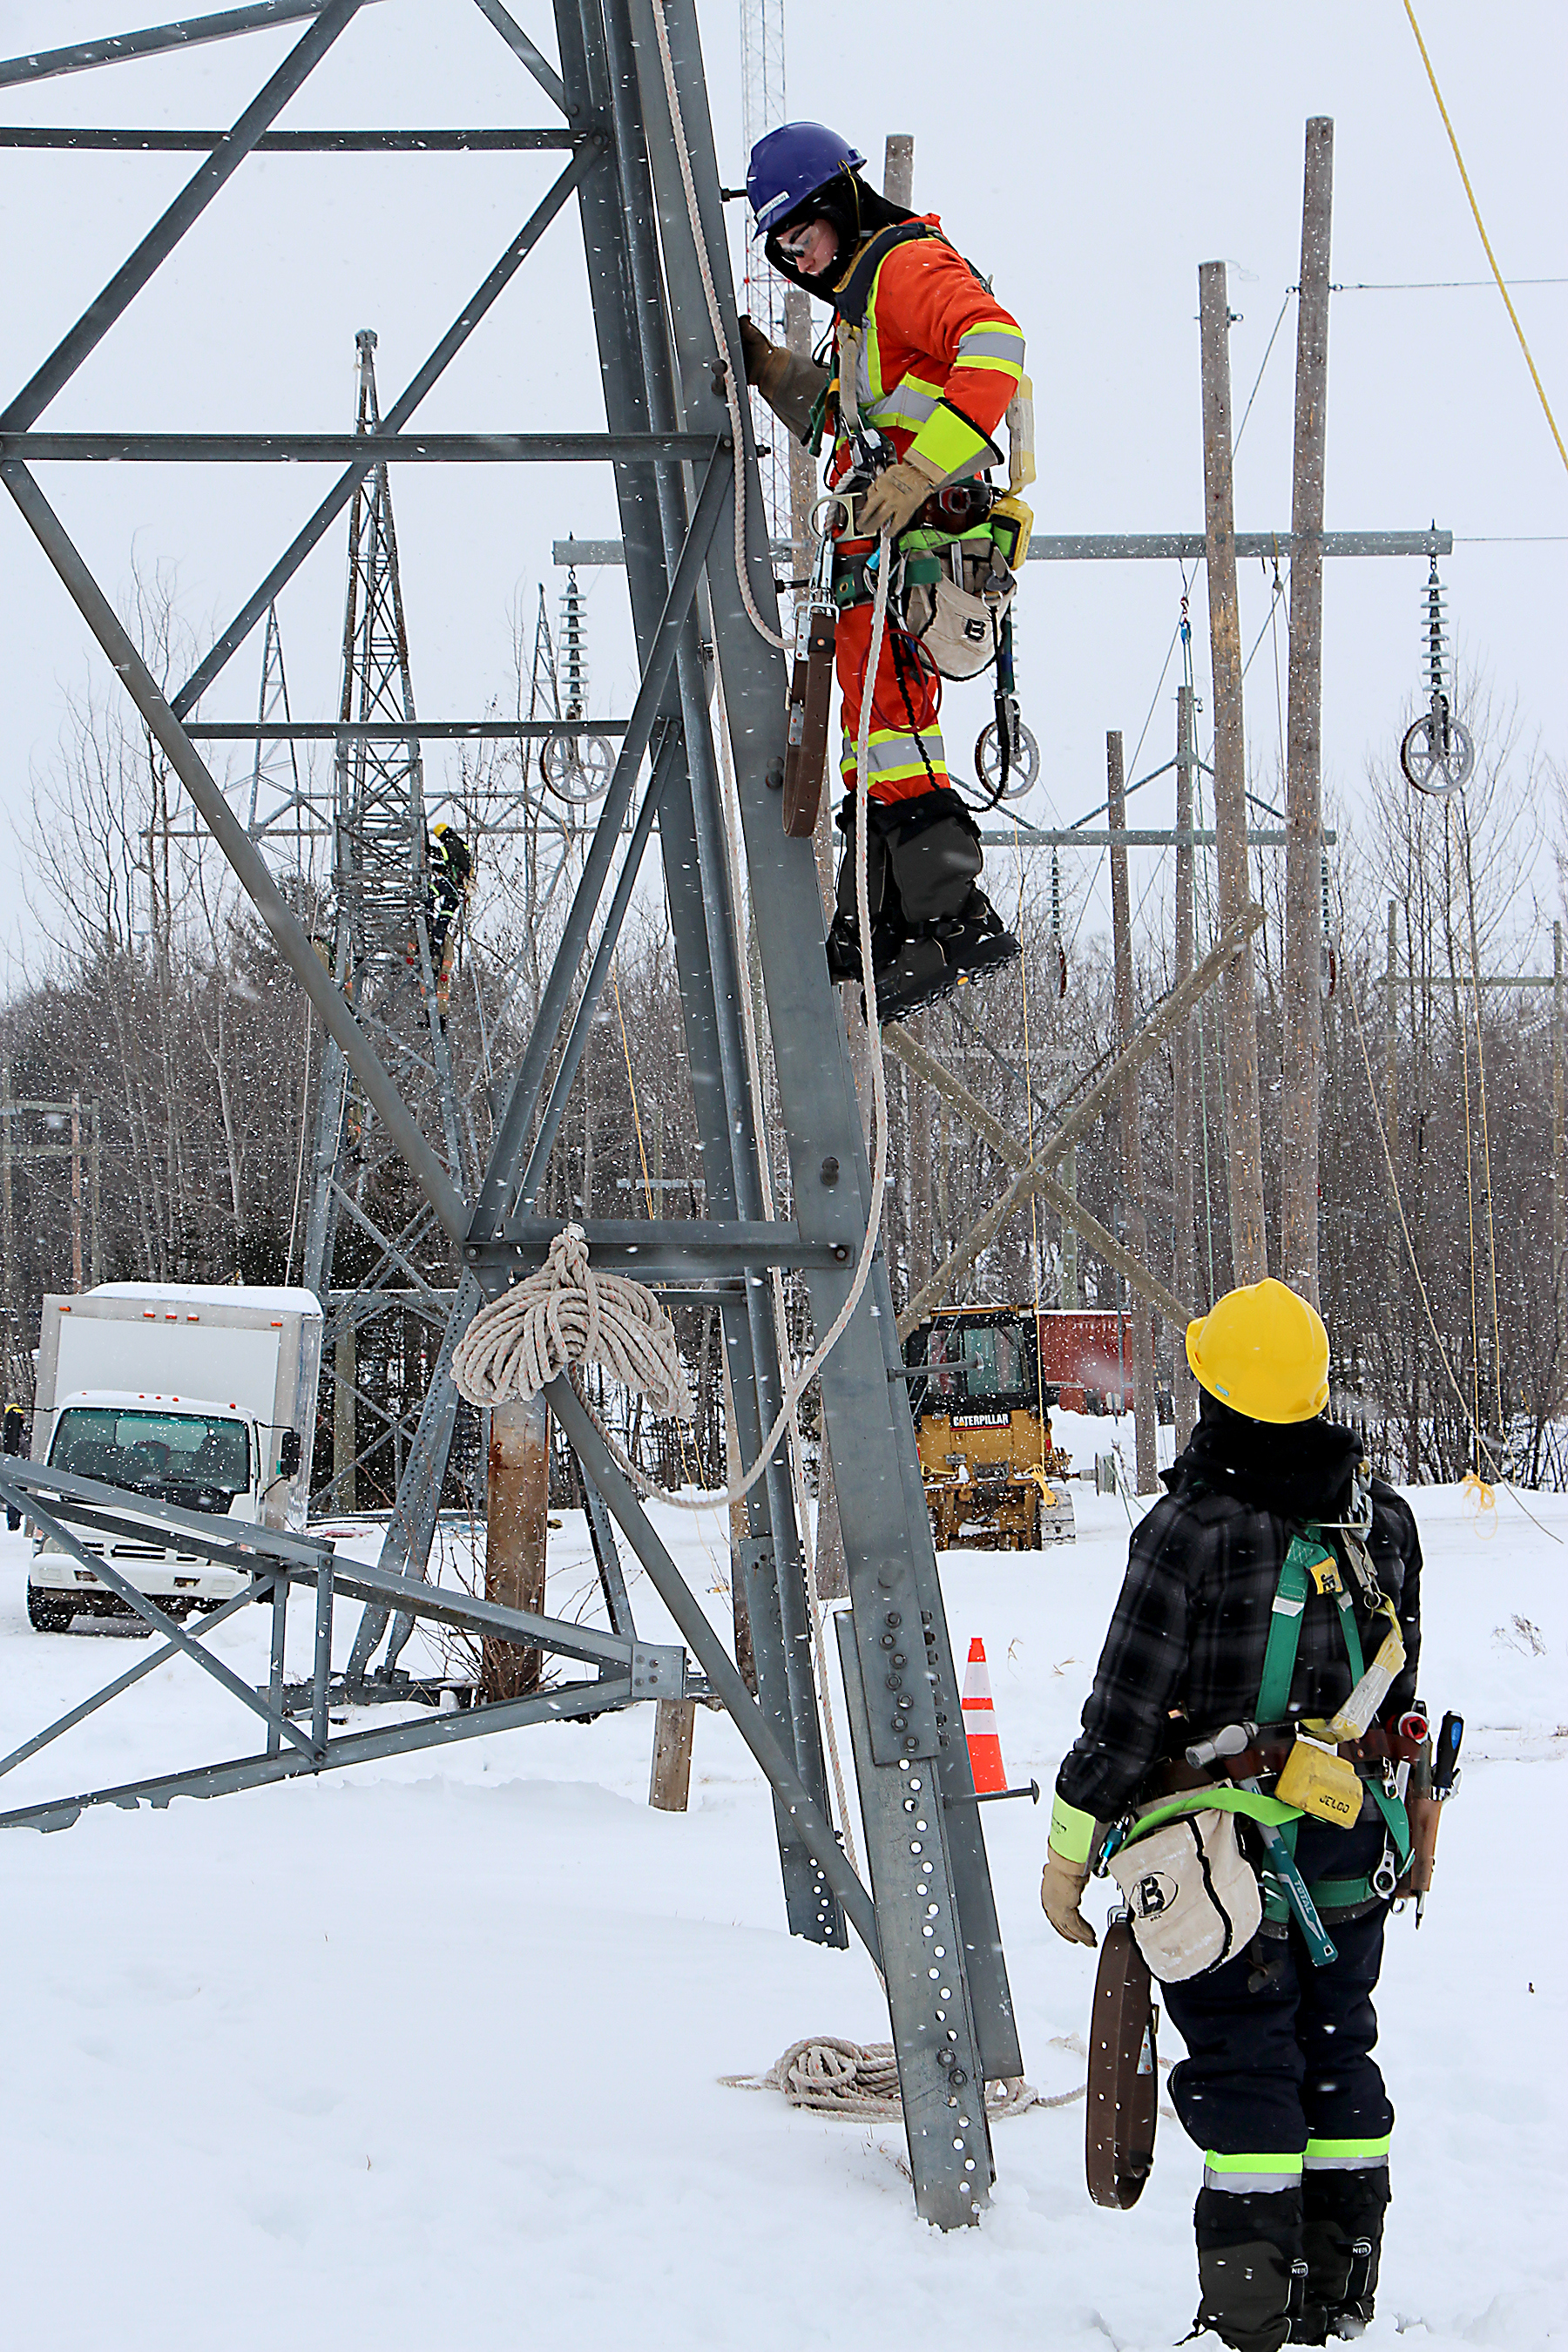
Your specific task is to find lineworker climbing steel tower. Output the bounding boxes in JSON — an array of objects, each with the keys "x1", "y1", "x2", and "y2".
[{"x1": 741, "y1": 121, "x2": 1027, "y2": 1021}]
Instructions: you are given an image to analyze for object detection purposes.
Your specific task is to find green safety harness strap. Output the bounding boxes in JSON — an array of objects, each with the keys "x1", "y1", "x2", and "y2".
[
  {"x1": 1256, "y1": 1529, "x2": 1409, "y2": 1916},
  {"x1": 1115, "y1": 1529, "x2": 1409, "y2": 1921}
]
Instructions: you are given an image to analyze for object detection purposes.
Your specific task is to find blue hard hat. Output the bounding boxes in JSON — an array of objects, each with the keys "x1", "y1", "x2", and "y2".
[{"x1": 747, "y1": 121, "x2": 866, "y2": 240}]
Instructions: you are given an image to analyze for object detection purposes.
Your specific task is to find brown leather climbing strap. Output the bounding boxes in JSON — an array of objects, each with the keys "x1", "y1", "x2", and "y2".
[{"x1": 1085, "y1": 1916, "x2": 1159, "y2": 2208}]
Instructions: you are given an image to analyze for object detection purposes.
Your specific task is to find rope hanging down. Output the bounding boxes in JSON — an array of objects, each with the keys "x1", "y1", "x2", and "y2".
[
  {"x1": 649, "y1": 0, "x2": 787, "y2": 655},
  {"x1": 454, "y1": 535, "x2": 896, "y2": 1517}
]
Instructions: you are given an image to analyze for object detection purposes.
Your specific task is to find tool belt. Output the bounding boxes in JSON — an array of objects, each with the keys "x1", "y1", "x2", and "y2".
[{"x1": 1156, "y1": 1719, "x2": 1424, "y2": 1793}]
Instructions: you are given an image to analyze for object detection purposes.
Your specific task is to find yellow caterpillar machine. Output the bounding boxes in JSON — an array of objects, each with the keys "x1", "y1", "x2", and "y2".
[{"x1": 902, "y1": 1306, "x2": 1076, "y2": 1550}]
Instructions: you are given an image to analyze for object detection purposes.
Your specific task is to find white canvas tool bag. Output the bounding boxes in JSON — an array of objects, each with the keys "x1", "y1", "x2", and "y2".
[{"x1": 1107, "y1": 1808, "x2": 1261, "y2": 1983}]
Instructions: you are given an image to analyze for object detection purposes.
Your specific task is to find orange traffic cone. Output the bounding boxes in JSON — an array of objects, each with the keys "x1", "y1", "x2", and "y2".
[{"x1": 961, "y1": 1636, "x2": 1008, "y2": 1794}]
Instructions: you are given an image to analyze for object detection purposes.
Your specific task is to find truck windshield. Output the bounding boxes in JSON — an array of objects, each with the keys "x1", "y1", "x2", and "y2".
[{"x1": 49, "y1": 1407, "x2": 249, "y2": 1511}]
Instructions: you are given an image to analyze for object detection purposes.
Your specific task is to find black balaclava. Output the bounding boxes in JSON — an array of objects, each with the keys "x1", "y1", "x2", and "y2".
[
  {"x1": 1166, "y1": 1385, "x2": 1362, "y2": 1524},
  {"x1": 763, "y1": 169, "x2": 916, "y2": 308}
]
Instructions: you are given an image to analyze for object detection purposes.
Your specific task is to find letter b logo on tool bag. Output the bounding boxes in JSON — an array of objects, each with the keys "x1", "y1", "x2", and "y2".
[{"x1": 1133, "y1": 1869, "x2": 1176, "y2": 1919}]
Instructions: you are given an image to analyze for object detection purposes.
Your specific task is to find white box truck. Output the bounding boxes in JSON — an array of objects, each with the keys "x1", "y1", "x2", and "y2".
[{"x1": 25, "y1": 1283, "x2": 324, "y2": 1632}]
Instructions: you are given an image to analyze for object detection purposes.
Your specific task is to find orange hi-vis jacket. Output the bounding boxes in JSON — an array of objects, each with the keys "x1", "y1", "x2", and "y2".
[
  {"x1": 827, "y1": 219, "x2": 1025, "y2": 802},
  {"x1": 827, "y1": 215, "x2": 1024, "y2": 488}
]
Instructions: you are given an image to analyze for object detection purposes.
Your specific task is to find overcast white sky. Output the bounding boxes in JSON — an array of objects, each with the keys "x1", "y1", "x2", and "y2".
[{"x1": 0, "y1": 0, "x2": 1563, "y2": 975}]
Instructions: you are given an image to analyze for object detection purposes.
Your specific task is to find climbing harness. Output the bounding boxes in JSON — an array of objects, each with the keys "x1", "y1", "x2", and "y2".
[{"x1": 1102, "y1": 1526, "x2": 1414, "y2": 1971}]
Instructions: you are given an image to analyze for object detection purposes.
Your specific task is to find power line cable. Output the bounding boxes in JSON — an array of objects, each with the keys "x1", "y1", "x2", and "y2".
[{"x1": 1402, "y1": 0, "x2": 1568, "y2": 482}]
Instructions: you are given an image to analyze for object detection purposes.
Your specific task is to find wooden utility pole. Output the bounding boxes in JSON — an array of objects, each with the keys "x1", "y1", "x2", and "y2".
[
  {"x1": 1173, "y1": 683, "x2": 1199, "y2": 1443},
  {"x1": 69, "y1": 1092, "x2": 84, "y2": 1294},
  {"x1": 1385, "y1": 902, "x2": 1401, "y2": 1290},
  {"x1": 1282, "y1": 118, "x2": 1334, "y2": 1308},
  {"x1": 1551, "y1": 917, "x2": 1560, "y2": 1317},
  {"x1": 333, "y1": 1327, "x2": 356, "y2": 1511},
  {"x1": 1200, "y1": 259, "x2": 1267, "y2": 1282},
  {"x1": 882, "y1": 132, "x2": 915, "y2": 208},
  {"x1": 1061, "y1": 1144, "x2": 1078, "y2": 1308},
  {"x1": 1107, "y1": 732, "x2": 1159, "y2": 1492},
  {"x1": 482, "y1": 1395, "x2": 549, "y2": 1700},
  {"x1": 649, "y1": 1696, "x2": 697, "y2": 1812}
]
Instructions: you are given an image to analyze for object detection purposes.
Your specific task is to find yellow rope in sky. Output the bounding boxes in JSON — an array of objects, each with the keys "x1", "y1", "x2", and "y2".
[{"x1": 1402, "y1": 1, "x2": 1568, "y2": 481}]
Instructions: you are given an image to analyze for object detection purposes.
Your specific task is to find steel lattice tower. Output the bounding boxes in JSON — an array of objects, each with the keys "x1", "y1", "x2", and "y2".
[
  {"x1": 301, "y1": 328, "x2": 468, "y2": 1521},
  {"x1": 0, "y1": 0, "x2": 1029, "y2": 2227}
]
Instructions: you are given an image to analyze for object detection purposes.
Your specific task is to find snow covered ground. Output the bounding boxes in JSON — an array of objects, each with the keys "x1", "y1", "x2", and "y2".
[{"x1": 0, "y1": 1477, "x2": 1561, "y2": 2349}]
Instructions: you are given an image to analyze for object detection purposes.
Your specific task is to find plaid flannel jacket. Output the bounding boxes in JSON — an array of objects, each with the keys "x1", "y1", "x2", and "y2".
[{"x1": 1056, "y1": 1474, "x2": 1423, "y2": 1822}]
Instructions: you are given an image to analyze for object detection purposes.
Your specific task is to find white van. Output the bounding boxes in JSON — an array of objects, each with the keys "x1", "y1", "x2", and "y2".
[{"x1": 26, "y1": 1284, "x2": 323, "y2": 1632}]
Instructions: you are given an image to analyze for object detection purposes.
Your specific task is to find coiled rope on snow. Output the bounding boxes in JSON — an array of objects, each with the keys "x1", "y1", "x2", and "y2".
[{"x1": 720, "y1": 2036, "x2": 1092, "y2": 2122}]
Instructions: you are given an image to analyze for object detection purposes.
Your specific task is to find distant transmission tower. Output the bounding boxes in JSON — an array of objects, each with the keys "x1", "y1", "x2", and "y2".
[
  {"x1": 738, "y1": 0, "x2": 791, "y2": 551},
  {"x1": 243, "y1": 602, "x2": 310, "y2": 861},
  {"x1": 301, "y1": 328, "x2": 470, "y2": 1535}
]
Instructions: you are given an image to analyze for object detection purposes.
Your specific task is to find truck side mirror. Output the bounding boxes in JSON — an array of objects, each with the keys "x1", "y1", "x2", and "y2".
[{"x1": 278, "y1": 1429, "x2": 302, "y2": 1478}]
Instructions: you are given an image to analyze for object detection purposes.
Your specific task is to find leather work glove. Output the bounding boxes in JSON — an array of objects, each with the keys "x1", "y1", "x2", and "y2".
[
  {"x1": 1040, "y1": 1847, "x2": 1098, "y2": 1949},
  {"x1": 738, "y1": 315, "x2": 830, "y2": 443},
  {"x1": 855, "y1": 449, "x2": 943, "y2": 540},
  {"x1": 737, "y1": 315, "x2": 774, "y2": 385}
]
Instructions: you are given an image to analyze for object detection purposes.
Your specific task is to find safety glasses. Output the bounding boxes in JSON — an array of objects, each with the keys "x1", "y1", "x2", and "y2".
[{"x1": 774, "y1": 219, "x2": 820, "y2": 263}]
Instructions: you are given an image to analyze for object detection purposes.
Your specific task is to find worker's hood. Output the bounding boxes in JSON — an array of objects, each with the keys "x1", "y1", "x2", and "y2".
[{"x1": 1164, "y1": 1388, "x2": 1362, "y2": 1522}]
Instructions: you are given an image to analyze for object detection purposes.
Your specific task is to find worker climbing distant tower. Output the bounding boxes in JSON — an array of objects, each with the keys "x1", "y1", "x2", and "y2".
[
  {"x1": 741, "y1": 121, "x2": 1027, "y2": 1021},
  {"x1": 425, "y1": 818, "x2": 473, "y2": 1017},
  {"x1": 1041, "y1": 1279, "x2": 1436, "y2": 2350}
]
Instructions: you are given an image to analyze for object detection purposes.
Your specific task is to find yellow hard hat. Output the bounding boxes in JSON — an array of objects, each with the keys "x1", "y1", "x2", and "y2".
[{"x1": 1186, "y1": 1277, "x2": 1329, "y2": 1424}]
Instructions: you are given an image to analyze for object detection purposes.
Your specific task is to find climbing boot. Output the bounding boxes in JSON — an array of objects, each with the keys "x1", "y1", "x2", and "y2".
[
  {"x1": 864, "y1": 935, "x2": 956, "y2": 1024},
  {"x1": 1299, "y1": 2172, "x2": 1387, "y2": 2342},
  {"x1": 1193, "y1": 2185, "x2": 1306, "y2": 2352},
  {"x1": 933, "y1": 887, "x2": 1021, "y2": 989}
]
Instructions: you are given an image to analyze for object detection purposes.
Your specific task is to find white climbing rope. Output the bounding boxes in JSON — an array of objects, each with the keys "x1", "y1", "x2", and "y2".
[
  {"x1": 648, "y1": 0, "x2": 787, "y2": 655},
  {"x1": 456, "y1": 535, "x2": 894, "y2": 1519},
  {"x1": 713, "y1": 666, "x2": 862, "y2": 1880},
  {"x1": 452, "y1": 1224, "x2": 688, "y2": 1417},
  {"x1": 720, "y1": 2036, "x2": 1062, "y2": 2122},
  {"x1": 721, "y1": 2031, "x2": 1174, "y2": 2124}
]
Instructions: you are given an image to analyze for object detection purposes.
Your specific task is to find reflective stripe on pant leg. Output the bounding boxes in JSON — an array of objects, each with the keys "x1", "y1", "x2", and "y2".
[
  {"x1": 839, "y1": 726, "x2": 949, "y2": 797},
  {"x1": 1204, "y1": 2151, "x2": 1305, "y2": 2194},
  {"x1": 1304, "y1": 2134, "x2": 1391, "y2": 2171}
]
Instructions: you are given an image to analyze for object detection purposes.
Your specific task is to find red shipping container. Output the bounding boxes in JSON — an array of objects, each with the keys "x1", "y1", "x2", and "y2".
[{"x1": 1037, "y1": 1310, "x2": 1149, "y2": 1415}]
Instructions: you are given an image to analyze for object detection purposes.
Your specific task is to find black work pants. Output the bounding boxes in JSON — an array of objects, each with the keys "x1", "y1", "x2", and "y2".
[{"x1": 1161, "y1": 1817, "x2": 1394, "y2": 2348}]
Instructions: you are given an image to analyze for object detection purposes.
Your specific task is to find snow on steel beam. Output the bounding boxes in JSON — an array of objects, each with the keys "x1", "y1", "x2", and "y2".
[
  {"x1": 0, "y1": 431, "x2": 726, "y2": 462},
  {"x1": 0, "y1": 126, "x2": 578, "y2": 150},
  {"x1": 0, "y1": 0, "x2": 383, "y2": 87}
]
